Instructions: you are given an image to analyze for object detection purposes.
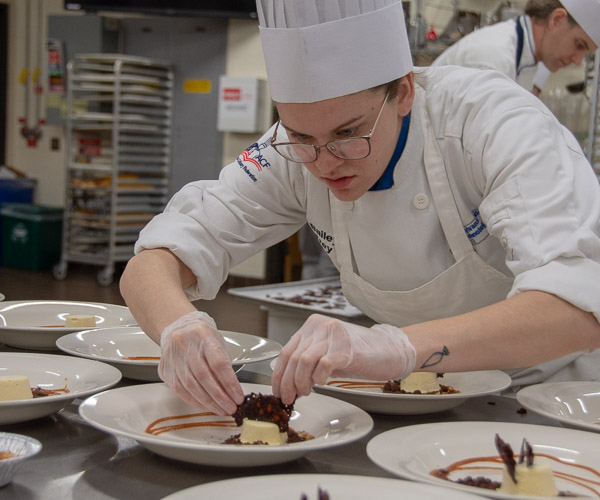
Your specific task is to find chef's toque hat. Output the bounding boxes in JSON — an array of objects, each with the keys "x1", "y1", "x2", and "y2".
[
  {"x1": 561, "y1": 0, "x2": 600, "y2": 46},
  {"x1": 256, "y1": 0, "x2": 413, "y2": 103}
]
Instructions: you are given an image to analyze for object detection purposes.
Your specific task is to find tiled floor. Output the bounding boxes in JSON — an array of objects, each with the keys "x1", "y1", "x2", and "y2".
[{"x1": 0, "y1": 263, "x2": 268, "y2": 337}]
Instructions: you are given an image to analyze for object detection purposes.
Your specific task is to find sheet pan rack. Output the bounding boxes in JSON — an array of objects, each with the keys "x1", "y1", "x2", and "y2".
[{"x1": 53, "y1": 54, "x2": 173, "y2": 286}]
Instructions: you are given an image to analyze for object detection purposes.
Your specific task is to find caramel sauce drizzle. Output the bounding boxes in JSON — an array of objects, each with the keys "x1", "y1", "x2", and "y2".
[
  {"x1": 34, "y1": 387, "x2": 70, "y2": 395},
  {"x1": 123, "y1": 356, "x2": 160, "y2": 361},
  {"x1": 145, "y1": 412, "x2": 237, "y2": 436},
  {"x1": 432, "y1": 453, "x2": 600, "y2": 496},
  {"x1": 31, "y1": 379, "x2": 70, "y2": 398},
  {"x1": 326, "y1": 380, "x2": 384, "y2": 390}
]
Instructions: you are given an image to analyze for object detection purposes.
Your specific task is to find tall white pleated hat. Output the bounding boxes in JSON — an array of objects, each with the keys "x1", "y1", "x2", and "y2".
[
  {"x1": 561, "y1": 0, "x2": 600, "y2": 46},
  {"x1": 256, "y1": 0, "x2": 413, "y2": 103}
]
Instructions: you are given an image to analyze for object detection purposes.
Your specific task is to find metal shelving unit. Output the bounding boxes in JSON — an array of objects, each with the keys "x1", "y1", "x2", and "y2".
[
  {"x1": 585, "y1": 48, "x2": 600, "y2": 179},
  {"x1": 53, "y1": 54, "x2": 173, "y2": 286}
]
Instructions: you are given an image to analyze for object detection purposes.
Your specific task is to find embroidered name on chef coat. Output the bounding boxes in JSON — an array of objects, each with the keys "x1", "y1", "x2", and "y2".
[
  {"x1": 464, "y1": 209, "x2": 489, "y2": 245},
  {"x1": 237, "y1": 140, "x2": 271, "y2": 182},
  {"x1": 308, "y1": 222, "x2": 334, "y2": 254}
]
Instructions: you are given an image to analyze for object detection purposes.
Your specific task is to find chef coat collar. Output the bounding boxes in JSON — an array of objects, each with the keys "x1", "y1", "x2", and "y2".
[
  {"x1": 369, "y1": 112, "x2": 411, "y2": 191},
  {"x1": 516, "y1": 15, "x2": 538, "y2": 76}
]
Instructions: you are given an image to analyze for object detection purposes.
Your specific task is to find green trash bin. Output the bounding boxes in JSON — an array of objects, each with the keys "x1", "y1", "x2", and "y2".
[{"x1": 1, "y1": 203, "x2": 63, "y2": 270}]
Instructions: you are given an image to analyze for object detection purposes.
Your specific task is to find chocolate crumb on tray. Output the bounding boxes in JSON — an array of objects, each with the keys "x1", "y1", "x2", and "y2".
[{"x1": 267, "y1": 285, "x2": 348, "y2": 311}]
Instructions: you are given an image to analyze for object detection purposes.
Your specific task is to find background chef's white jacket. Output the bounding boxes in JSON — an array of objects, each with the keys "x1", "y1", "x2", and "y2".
[
  {"x1": 136, "y1": 66, "x2": 600, "y2": 325},
  {"x1": 432, "y1": 16, "x2": 539, "y2": 91}
]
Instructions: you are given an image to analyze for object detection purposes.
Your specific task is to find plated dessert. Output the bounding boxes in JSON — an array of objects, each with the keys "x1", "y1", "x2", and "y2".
[
  {"x1": 0, "y1": 375, "x2": 70, "y2": 402},
  {"x1": 327, "y1": 372, "x2": 460, "y2": 395},
  {"x1": 64, "y1": 314, "x2": 97, "y2": 327},
  {"x1": 0, "y1": 300, "x2": 136, "y2": 350},
  {"x1": 366, "y1": 421, "x2": 600, "y2": 499},
  {"x1": 432, "y1": 434, "x2": 572, "y2": 496},
  {"x1": 0, "y1": 352, "x2": 122, "y2": 425},
  {"x1": 0, "y1": 375, "x2": 35, "y2": 402},
  {"x1": 40, "y1": 314, "x2": 98, "y2": 328},
  {"x1": 144, "y1": 392, "x2": 314, "y2": 446},
  {"x1": 79, "y1": 382, "x2": 373, "y2": 467},
  {"x1": 314, "y1": 370, "x2": 511, "y2": 415},
  {"x1": 226, "y1": 393, "x2": 314, "y2": 445}
]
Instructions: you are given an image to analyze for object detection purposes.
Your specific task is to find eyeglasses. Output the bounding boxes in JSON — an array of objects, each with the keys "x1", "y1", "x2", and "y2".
[{"x1": 270, "y1": 91, "x2": 390, "y2": 163}]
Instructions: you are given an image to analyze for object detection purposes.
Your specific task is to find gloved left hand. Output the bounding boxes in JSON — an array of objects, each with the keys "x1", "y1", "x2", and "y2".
[
  {"x1": 272, "y1": 314, "x2": 417, "y2": 404},
  {"x1": 158, "y1": 310, "x2": 244, "y2": 415}
]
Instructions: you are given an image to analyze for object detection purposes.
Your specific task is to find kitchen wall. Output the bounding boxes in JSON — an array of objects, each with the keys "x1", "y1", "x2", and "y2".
[
  {"x1": 3, "y1": 0, "x2": 268, "y2": 207},
  {"x1": 3, "y1": 0, "x2": 71, "y2": 206},
  {"x1": 1, "y1": 0, "x2": 268, "y2": 278},
  {"x1": 218, "y1": 18, "x2": 269, "y2": 279}
]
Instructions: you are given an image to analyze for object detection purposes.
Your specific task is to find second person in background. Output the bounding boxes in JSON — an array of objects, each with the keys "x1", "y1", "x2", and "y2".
[{"x1": 432, "y1": 0, "x2": 599, "y2": 95}]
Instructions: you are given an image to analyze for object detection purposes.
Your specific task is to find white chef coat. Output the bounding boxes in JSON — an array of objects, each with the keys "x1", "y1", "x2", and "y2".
[
  {"x1": 432, "y1": 16, "x2": 540, "y2": 91},
  {"x1": 331, "y1": 89, "x2": 513, "y2": 326},
  {"x1": 136, "y1": 65, "x2": 600, "y2": 384}
]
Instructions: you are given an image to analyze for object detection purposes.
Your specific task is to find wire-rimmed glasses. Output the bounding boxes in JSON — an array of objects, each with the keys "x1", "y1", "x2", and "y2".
[{"x1": 270, "y1": 91, "x2": 390, "y2": 163}]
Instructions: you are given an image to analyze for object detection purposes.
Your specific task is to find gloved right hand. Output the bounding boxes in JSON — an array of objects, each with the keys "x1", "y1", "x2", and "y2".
[
  {"x1": 272, "y1": 314, "x2": 417, "y2": 404},
  {"x1": 158, "y1": 310, "x2": 244, "y2": 415}
]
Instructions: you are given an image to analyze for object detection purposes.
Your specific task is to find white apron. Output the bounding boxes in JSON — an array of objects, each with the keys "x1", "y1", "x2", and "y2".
[
  {"x1": 331, "y1": 90, "x2": 512, "y2": 327},
  {"x1": 330, "y1": 89, "x2": 600, "y2": 387}
]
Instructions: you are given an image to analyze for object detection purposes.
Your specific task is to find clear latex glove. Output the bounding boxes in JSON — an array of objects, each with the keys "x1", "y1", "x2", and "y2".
[
  {"x1": 272, "y1": 314, "x2": 416, "y2": 404},
  {"x1": 159, "y1": 311, "x2": 244, "y2": 415}
]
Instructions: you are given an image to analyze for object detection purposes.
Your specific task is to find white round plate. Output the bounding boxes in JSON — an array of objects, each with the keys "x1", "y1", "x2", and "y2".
[
  {"x1": 56, "y1": 327, "x2": 282, "y2": 381},
  {"x1": 0, "y1": 352, "x2": 122, "y2": 425},
  {"x1": 0, "y1": 300, "x2": 137, "y2": 350},
  {"x1": 0, "y1": 293, "x2": 5, "y2": 301},
  {"x1": 312, "y1": 371, "x2": 511, "y2": 415},
  {"x1": 79, "y1": 382, "x2": 373, "y2": 467},
  {"x1": 516, "y1": 381, "x2": 600, "y2": 433},
  {"x1": 367, "y1": 421, "x2": 600, "y2": 499},
  {"x1": 162, "y1": 473, "x2": 488, "y2": 500}
]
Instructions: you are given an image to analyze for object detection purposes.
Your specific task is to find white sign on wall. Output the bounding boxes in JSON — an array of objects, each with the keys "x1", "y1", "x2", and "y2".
[{"x1": 217, "y1": 76, "x2": 267, "y2": 133}]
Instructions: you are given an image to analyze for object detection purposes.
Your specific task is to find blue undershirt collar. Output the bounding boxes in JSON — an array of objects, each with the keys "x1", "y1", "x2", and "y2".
[
  {"x1": 516, "y1": 16, "x2": 525, "y2": 71},
  {"x1": 369, "y1": 112, "x2": 411, "y2": 191},
  {"x1": 515, "y1": 16, "x2": 537, "y2": 75}
]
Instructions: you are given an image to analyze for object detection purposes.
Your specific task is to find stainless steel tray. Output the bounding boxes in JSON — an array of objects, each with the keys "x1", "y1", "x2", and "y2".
[{"x1": 228, "y1": 277, "x2": 365, "y2": 318}]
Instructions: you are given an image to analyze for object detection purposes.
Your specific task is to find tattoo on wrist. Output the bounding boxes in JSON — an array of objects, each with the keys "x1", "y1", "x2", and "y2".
[{"x1": 420, "y1": 345, "x2": 450, "y2": 369}]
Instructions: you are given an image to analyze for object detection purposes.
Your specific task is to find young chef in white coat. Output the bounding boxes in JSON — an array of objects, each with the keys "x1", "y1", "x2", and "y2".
[
  {"x1": 120, "y1": 0, "x2": 600, "y2": 415},
  {"x1": 432, "y1": 0, "x2": 600, "y2": 95}
]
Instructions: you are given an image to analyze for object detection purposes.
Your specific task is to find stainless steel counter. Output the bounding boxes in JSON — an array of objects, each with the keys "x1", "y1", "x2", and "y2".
[{"x1": 1, "y1": 359, "x2": 560, "y2": 500}]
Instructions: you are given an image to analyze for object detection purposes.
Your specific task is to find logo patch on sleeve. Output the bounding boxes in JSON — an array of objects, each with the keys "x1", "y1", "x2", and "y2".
[
  {"x1": 236, "y1": 141, "x2": 271, "y2": 182},
  {"x1": 464, "y1": 209, "x2": 489, "y2": 245}
]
